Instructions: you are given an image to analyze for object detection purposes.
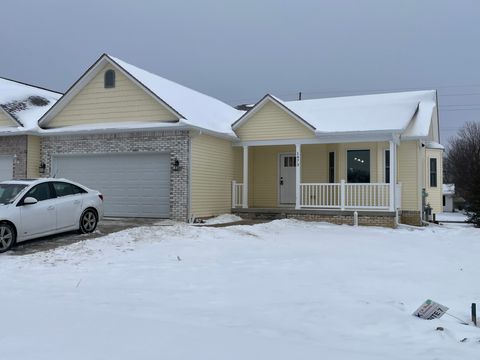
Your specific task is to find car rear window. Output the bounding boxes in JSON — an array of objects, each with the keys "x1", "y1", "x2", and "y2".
[{"x1": 53, "y1": 182, "x2": 87, "y2": 197}]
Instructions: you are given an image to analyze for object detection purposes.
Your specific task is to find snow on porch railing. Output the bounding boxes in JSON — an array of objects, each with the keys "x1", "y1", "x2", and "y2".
[
  {"x1": 232, "y1": 181, "x2": 243, "y2": 208},
  {"x1": 301, "y1": 181, "x2": 391, "y2": 210}
]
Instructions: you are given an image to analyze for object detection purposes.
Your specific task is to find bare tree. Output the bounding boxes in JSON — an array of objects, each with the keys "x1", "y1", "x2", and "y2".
[{"x1": 444, "y1": 122, "x2": 480, "y2": 226}]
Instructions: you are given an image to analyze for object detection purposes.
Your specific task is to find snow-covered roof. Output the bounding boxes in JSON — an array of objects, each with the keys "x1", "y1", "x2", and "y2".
[
  {"x1": 0, "y1": 77, "x2": 62, "y2": 131},
  {"x1": 443, "y1": 184, "x2": 455, "y2": 195},
  {"x1": 109, "y1": 56, "x2": 244, "y2": 134},
  {"x1": 38, "y1": 54, "x2": 243, "y2": 136},
  {"x1": 233, "y1": 90, "x2": 438, "y2": 139},
  {"x1": 425, "y1": 141, "x2": 444, "y2": 150}
]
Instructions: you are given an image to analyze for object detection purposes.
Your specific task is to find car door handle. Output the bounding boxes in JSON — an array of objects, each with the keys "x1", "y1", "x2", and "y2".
[
  {"x1": 74, "y1": 200, "x2": 81, "y2": 204},
  {"x1": 47, "y1": 206, "x2": 55, "y2": 211}
]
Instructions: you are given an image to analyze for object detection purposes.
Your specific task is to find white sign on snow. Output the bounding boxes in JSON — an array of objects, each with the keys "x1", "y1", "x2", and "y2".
[{"x1": 413, "y1": 299, "x2": 449, "y2": 320}]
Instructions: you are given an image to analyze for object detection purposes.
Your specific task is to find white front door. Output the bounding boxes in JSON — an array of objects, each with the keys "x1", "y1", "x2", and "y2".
[{"x1": 279, "y1": 154, "x2": 296, "y2": 204}]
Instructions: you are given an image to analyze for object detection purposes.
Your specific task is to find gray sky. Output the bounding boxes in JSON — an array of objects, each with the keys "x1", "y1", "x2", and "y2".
[{"x1": 2, "y1": 0, "x2": 479, "y2": 143}]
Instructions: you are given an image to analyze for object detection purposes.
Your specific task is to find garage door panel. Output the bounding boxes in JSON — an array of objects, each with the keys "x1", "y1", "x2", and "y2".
[
  {"x1": 0, "y1": 156, "x2": 13, "y2": 181},
  {"x1": 53, "y1": 153, "x2": 170, "y2": 218}
]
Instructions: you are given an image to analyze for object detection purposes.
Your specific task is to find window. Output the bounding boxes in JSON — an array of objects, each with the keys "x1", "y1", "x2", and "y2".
[
  {"x1": 104, "y1": 69, "x2": 115, "y2": 88},
  {"x1": 347, "y1": 150, "x2": 370, "y2": 183},
  {"x1": 52, "y1": 182, "x2": 86, "y2": 197},
  {"x1": 283, "y1": 156, "x2": 296, "y2": 167},
  {"x1": 0, "y1": 184, "x2": 27, "y2": 205},
  {"x1": 430, "y1": 158, "x2": 437, "y2": 187},
  {"x1": 328, "y1": 152, "x2": 335, "y2": 183},
  {"x1": 24, "y1": 183, "x2": 53, "y2": 202},
  {"x1": 384, "y1": 150, "x2": 390, "y2": 183}
]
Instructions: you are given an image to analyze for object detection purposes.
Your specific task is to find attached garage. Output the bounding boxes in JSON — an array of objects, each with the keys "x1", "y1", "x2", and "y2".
[
  {"x1": 52, "y1": 153, "x2": 171, "y2": 218},
  {"x1": 0, "y1": 156, "x2": 13, "y2": 181}
]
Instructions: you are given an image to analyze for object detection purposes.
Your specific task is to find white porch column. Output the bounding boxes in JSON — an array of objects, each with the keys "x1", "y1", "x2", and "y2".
[
  {"x1": 389, "y1": 140, "x2": 397, "y2": 211},
  {"x1": 242, "y1": 145, "x2": 248, "y2": 208},
  {"x1": 295, "y1": 143, "x2": 301, "y2": 209}
]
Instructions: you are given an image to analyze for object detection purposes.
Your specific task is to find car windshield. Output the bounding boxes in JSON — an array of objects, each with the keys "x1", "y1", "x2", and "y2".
[{"x1": 0, "y1": 184, "x2": 28, "y2": 205}]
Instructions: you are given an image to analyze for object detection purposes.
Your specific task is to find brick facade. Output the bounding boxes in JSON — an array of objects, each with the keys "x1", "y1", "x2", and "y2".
[
  {"x1": 0, "y1": 135, "x2": 27, "y2": 179},
  {"x1": 400, "y1": 210, "x2": 422, "y2": 226},
  {"x1": 234, "y1": 209, "x2": 397, "y2": 228},
  {"x1": 40, "y1": 130, "x2": 190, "y2": 221}
]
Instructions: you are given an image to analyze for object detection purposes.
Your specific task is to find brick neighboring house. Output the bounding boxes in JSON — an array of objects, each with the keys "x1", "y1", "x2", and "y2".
[{"x1": 0, "y1": 77, "x2": 62, "y2": 180}]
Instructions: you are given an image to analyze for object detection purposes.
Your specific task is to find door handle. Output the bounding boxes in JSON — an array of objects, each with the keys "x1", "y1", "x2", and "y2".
[
  {"x1": 47, "y1": 206, "x2": 55, "y2": 211},
  {"x1": 280, "y1": 177, "x2": 284, "y2": 186},
  {"x1": 74, "y1": 200, "x2": 80, "y2": 204}
]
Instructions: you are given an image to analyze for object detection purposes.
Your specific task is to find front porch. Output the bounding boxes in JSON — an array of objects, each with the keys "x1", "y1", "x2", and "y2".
[{"x1": 231, "y1": 140, "x2": 402, "y2": 225}]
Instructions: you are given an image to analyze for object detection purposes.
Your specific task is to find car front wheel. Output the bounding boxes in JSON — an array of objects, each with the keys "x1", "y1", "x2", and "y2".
[
  {"x1": 0, "y1": 223, "x2": 16, "y2": 253},
  {"x1": 79, "y1": 209, "x2": 98, "y2": 234}
]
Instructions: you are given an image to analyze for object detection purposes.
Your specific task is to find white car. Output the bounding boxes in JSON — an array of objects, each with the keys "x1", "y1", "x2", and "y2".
[{"x1": 0, "y1": 178, "x2": 104, "y2": 253}]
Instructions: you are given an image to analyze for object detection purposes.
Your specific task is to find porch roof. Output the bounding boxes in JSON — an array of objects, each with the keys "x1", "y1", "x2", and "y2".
[{"x1": 233, "y1": 90, "x2": 437, "y2": 142}]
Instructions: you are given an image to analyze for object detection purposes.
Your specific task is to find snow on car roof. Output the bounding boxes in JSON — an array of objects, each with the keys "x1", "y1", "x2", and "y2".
[{"x1": 0, "y1": 77, "x2": 62, "y2": 130}]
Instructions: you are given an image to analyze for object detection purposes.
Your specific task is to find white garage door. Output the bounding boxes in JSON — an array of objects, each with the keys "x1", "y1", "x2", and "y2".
[
  {"x1": 0, "y1": 156, "x2": 13, "y2": 181},
  {"x1": 53, "y1": 153, "x2": 170, "y2": 218}
]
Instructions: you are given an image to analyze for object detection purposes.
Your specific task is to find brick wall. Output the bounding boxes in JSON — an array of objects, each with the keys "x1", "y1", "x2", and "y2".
[
  {"x1": 235, "y1": 210, "x2": 397, "y2": 228},
  {"x1": 0, "y1": 135, "x2": 27, "y2": 179},
  {"x1": 40, "y1": 130, "x2": 189, "y2": 221},
  {"x1": 400, "y1": 210, "x2": 422, "y2": 226}
]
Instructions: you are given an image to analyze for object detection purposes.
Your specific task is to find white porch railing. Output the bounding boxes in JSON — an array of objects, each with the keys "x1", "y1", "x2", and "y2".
[
  {"x1": 301, "y1": 181, "x2": 391, "y2": 210},
  {"x1": 233, "y1": 180, "x2": 398, "y2": 210},
  {"x1": 232, "y1": 181, "x2": 244, "y2": 208}
]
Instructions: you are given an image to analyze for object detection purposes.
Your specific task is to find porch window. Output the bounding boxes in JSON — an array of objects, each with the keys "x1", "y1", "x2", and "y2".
[
  {"x1": 430, "y1": 158, "x2": 437, "y2": 187},
  {"x1": 328, "y1": 152, "x2": 335, "y2": 183},
  {"x1": 384, "y1": 150, "x2": 390, "y2": 183},
  {"x1": 347, "y1": 150, "x2": 370, "y2": 183}
]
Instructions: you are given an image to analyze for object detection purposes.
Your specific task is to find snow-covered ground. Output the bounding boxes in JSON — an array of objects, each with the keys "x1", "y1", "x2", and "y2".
[
  {"x1": 436, "y1": 211, "x2": 469, "y2": 222},
  {"x1": 2, "y1": 220, "x2": 480, "y2": 360}
]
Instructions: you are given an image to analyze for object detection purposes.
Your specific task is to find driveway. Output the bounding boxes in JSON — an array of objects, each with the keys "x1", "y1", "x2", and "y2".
[{"x1": 11, "y1": 218, "x2": 164, "y2": 255}]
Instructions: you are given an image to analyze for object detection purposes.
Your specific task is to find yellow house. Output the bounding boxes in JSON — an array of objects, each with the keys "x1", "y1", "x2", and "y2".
[
  {"x1": 230, "y1": 92, "x2": 443, "y2": 227},
  {"x1": 2, "y1": 54, "x2": 443, "y2": 227}
]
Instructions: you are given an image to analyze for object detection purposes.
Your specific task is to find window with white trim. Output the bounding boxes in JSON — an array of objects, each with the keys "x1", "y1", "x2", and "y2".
[
  {"x1": 429, "y1": 158, "x2": 437, "y2": 187},
  {"x1": 347, "y1": 150, "x2": 370, "y2": 183},
  {"x1": 384, "y1": 150, "x2": 390, "y2": 183},
  {"x1": 328, "y1": 151, "x2": 335, "y2": 183}
]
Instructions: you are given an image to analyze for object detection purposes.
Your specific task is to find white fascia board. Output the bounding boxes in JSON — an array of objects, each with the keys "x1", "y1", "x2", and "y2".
[{"x1": 233, "y1": 131, "x2": 397, "y2": 147}]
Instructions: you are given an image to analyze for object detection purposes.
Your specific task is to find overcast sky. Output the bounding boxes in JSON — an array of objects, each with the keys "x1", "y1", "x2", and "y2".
[{"x1": 2, "y1": 0, "x2": 479, "y2": 142}]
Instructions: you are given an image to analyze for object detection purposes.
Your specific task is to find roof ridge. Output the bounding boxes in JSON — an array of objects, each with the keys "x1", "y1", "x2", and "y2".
[{"x1": 0, "y1": 76, "x2": 63, "y2": 95}]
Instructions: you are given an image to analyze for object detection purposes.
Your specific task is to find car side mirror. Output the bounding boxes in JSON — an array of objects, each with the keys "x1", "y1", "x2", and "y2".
[{"x1": 23, "y1": 197, "x2": 38, "y2": 205}]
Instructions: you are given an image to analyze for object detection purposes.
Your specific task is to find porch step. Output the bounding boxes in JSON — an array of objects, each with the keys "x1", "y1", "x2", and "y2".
[{"x1": 251, "y1": 212, "x2": 286, "y2": 220}]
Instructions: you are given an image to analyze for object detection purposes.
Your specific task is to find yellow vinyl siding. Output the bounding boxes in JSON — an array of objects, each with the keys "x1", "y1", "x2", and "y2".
[
  {"x1": 0, "y1": 110, "x2": 15, "y2": 126},
  {"x1": 397, "y1": 141, "x2": 420, "y2": 211},
  {"x1": 191, "y1": 134, "x2": 235, "y2": 218},
  {"x1": 247, "y1": 144, "x2": 325, "y2": 207},
  {"x1": 425, "y1": 148, "x2": 443, "y2": 213},
  {"x1": 234, "y1": 101, "x2": 315, "y2": 141},
  {"x1": 47, "y1": 64, "x2": 178, "y2": 128},
  {"x1": 26, "y1": 136, "x2": 41, "y2": 178}
]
